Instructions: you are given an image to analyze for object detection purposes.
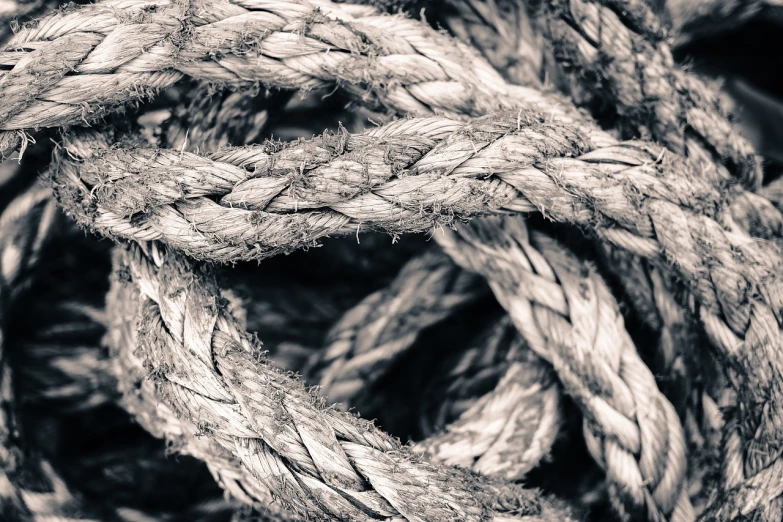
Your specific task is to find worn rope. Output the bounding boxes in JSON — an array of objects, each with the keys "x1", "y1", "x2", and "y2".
[
  {"x1": 416, "y1": 318, "x2": 562, "y2": 481},
  {"x1": 435, "y1": 216, "x2": 693, "y2": 522},
  {"x1": 108, "y1": 239, "x2": 576, "y2": 522},
  {"x1": 0, "y1": 184, "x2": 200, "y2": 522},
  {"x1": 537, "y1": 0, "x2": 761, "y2": 190},
  {"x1": 306, "y1": 249, "x2": 563, "y2": 479},
  {"x1": 306, "y1": 249, "x2": 486, "y2": 405},
  {"x1": 6, "y1": 0, "x2": 780, "y2": 241},
  {"x1": 51, "y1": 108, "x2": 783, "y2": 520},
  {"x1": 439, "y1": 5, "x2": 727, "y2": 511}
]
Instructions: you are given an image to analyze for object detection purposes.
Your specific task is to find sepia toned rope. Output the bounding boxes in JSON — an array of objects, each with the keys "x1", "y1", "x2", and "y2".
[
  {"x1": 436, "y1": 216, "x2": 693, "y2": 522},
  {"x1": 306, "y1": 248, "x2": 563, "y2": 480},
  {"x1": 434, "y1": 6, "x2": 728, "y2": 511},
  {"x1": 5, "y1": 0, "x2": 779, "y2": 241},
  {"x1": 108, "y1": 239, "x2": 577, "y2": 522},
  {"x1": 51, "y1": 108, "x2": 783, "y2": 520},
  {"x1": 0, "y1": 184, "x2": 210, "y2": 522},
  {"x1": 416, "y1": 320, "x2": 562, "y2": 481},
  {"x1": 537, "y1": 0, "x2": 762, "y2": 190},
  {"x1": 92, "y1": 79, "x2": 567, "y2": 511}
]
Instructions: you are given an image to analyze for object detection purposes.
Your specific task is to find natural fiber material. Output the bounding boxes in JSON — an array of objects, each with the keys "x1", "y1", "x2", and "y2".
[
  {"x1": 538, "y1": 0, "x2": 761, "y2": 189},
  {"x1": 0, "y1": 185, "x2": 183, "y2": 522},
  {"x1": 416, "y1": 321, "x2": 562, "y2": 481},
  {"x1": 51, "y1": 107, "x2": 783, "y2": 518},
  {"x1": 107, "y1": 240, "x2": 576, "y2": 522},
  {"x1": 437, "y1": 216, "x2": 692, "y2": 521}
]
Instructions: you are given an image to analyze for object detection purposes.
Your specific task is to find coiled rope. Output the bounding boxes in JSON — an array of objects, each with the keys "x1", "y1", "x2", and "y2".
[{"x1": 1, "y1": 0, "x2": 782, "y2": 520}]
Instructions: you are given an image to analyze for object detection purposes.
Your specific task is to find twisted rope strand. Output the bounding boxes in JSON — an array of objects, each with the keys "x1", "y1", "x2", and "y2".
[
  {"x1": 108, "y1": 240, "x2": 576, "y2": 522},
  {"x1": 435, "y1": 216, "x2": 693, "y2": 522},
  {"x1": 0, "y1": 185, "x2": 187, "y2": 522},
  {"x1": 539, "y1": 0, "x2": 761, "y2": 189},
  {"x1": 5, "y1": 0, "x2": 779, "y2": 240},
  {"x1": 50, "y1": 109, "x2": 783, "y2": 519},
  {"x1": 416, "y1": 320, "x2": 562, "y2": 481},
  {"x1": 306, "y1": 248, "x2": 562, "y2": 480}
]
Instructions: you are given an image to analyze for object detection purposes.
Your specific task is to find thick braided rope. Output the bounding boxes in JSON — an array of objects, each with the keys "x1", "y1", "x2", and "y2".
[
  {"x1": 0, "y1": 185, "x2": 179, "y2": 522},
  {"x1": 306, "y1": 249, "x2": 562, "y2": 480},
  {"x1": 416, "y1": 319, "x2": 562, "y2": 481},
  {"x1": 0, "y1": 0, "x2": 499, "y2": 157},
  {"x1": 442, "y1": 0, "x2": 544, "y2": 87},
  {"x1": 51, "y1": 109, "x2": 783, "y2": 519},
  {"x1": 435, "y1": 216, "x2": 692, "y2": 522},
  {"x1": 443, "y1": 7, "x2": 729, "y2": 510},
  {"x1": 538, "y1": 0, "x2": 761, "y2": 189},
  {"x1": 108, "y1": 239, "x2": 576, "y2": 522},
  {"x1": 6, "y1": 0, "x2": 781, "y2": 239}
]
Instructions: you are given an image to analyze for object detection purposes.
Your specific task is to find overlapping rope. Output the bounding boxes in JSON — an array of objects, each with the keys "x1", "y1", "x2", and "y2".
[{"x1": 1, "y1": 0, "x2": 781, "y2": 520}]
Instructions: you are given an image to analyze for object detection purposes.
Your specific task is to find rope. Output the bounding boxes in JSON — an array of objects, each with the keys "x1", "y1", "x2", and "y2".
[
  {"x1": 436, "y1": 216, "x2": 693, "y2": 521},
  {"x1": 0, "y1": 185, "x2": 185, "y2": 522},
  {"x1": 6, "y1": 0, "x2": 779, "y2": 239},
  {"x1": 107, "y1": 239, "x2": 577, "y2": 522},
  {"x1": 306, "y1": 249, "x2": 563, "y2": 480},
  {"x1": 538, "y1": 0, "x2": 761, "y2": 189},
  {"x1": 416, "y1": 319, "x2": 562, "y2": 481},
  {"x1": 51, "y1": 108, "x2": 783, "y2": 519},
  {"x1": 306, "y1": 249, "x2": 486, "y2": 405},
  {"x1": 441, "y1": 6, "x2": 729, "y2": 511}
]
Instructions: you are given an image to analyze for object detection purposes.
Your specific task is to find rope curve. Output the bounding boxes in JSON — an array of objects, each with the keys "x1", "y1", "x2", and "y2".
[
  {"x1": 538, "y1": 0, "x2": 761, "y2": 189},
  {"x1": 436, "y1": 216, "x2": 693, "y2": 522},
  {"x1": 50, "y1": 108, "x2": 783, "y2": 520},
  {"x1": 107, "y1": 239, "x2": 577, "y2": 522},
  {"x1": 416, "y1": 320, "x2": 562, "y2": 481},
  {"x1": 306, "y1": 249, "x2": 486, "y2": 405}
]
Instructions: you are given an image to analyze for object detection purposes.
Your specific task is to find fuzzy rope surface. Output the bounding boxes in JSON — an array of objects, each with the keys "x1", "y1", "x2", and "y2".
[
  {"x1": 437, "y1": 216, "x2": 693, "y2": 521},
  {"x1": 539, "y1": 0, "x2": 761, "y2": 189},
  {"x1": 52, "y1": 108, "x2": 783, "y2": 520},
  {"x1": 108, "y1": 240, "x2": 576, "y2": 522}
]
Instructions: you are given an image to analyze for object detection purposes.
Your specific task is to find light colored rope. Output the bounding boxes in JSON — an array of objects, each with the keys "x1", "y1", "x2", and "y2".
[
  {"x1": 416, "y1": 319, "x2": 562, "y2": 481},
  {"x1": 50, "y1": 109, "x2": 783, "y2": 519},
  {"x1": 538, "y1": 0, "x2": 761, "y2": 190},
  {"x1": 108, "y1": 239, "x2": 577, "y2": 522},
  {"x1": 436, "y1": 216, "x2": 693, "y2": 522},
  {"x1": 3, "y1": 0, "x2": 778, "y2": 240},
  {"x1": 306, "y1": 249, "x2": 562, "y2": 480}
]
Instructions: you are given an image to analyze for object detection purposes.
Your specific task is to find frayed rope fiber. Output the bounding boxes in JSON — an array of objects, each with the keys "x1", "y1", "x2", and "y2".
[{"x1": 2, "y1": 0, "x2": 783, "y2": 521}]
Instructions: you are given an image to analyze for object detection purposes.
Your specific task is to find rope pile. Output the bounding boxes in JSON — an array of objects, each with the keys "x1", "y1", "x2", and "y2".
[{"x1": 1, "y1": 0, "x2": 781, "y2": 520}]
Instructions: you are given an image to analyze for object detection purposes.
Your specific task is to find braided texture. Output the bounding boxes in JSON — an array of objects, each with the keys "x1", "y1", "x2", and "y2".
[
  {"x1": 50, "y1": 108, "x2": 783, "y2": 518},
  {"x1": 416, "y1": 323, "x2": 562, "y2": 481},
  {"x1": 540, "y1": 0, "x2": 761, "y2": 189},
  {"x1": 108, "y1": 240, "x2": 576, "y2": 522}
]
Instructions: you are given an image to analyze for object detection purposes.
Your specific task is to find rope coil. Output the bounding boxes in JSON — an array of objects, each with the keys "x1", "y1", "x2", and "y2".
[{"x1": 1, "y1": 0, "x2": 782, "y2": 520}]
